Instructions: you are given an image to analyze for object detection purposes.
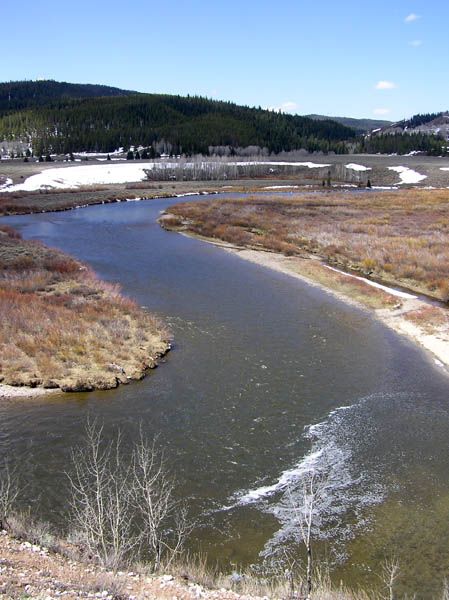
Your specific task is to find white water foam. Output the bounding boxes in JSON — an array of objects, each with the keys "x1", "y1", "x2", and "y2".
[{"x1": 228, "y1": 398, "x2": 387, "y2": 566}]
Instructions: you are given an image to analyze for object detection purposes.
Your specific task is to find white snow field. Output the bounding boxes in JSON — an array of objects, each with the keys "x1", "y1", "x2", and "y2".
[
  {"x1": 0, "y1": 161, "x2": 332, "y2": 192},
  {"x1": 387, "y1": 166, "x2": 427, "y2": 184}
]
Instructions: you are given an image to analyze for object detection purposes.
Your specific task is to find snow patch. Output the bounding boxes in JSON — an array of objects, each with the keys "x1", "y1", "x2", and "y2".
[
  {"x1": 388, "y1": 166, "x2": 427, "y2": 184},
  {"x1": 325, "y1": 265, "x2": 416, "y2": 299},
  {"x1": 0, "y1": 177, "x2": 13, "y2": 189},
  {"x1": 345, "y1": 163, "x2": 371, "y2": 172},
  {"x1": 263, "y1": 185, "x2": 299, "y2": 189},
  {"x1": 1, "y1": 163, "x2": 153, "y2": 192}
]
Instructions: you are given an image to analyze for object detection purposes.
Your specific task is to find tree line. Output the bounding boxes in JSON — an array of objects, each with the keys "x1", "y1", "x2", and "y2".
[
  {"x1": 357, "y1": 132, "x2": 447, "y2": 155},
  {"x1": 0, "y1": 90, "x2": 355, "y2": 156}
]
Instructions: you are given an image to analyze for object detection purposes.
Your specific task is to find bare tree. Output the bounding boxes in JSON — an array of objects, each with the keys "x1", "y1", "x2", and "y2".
[
  {"x1": 381, "y1": 557, "x2": 400, "y2": 600},
  {"x1": 0, "y1": 463, "x2": 20, "y2": 531},
  {"x1": 67, "y1": 421, "x2": 136, "y2": 568},
  {"x1": 287, "y1": 471, "x2": 327, "y2": 600},
  {"x1": 442, "y1": 579, "x2": 449, "y2": 600},
  {"x1": 67, "y1": 420, "x2": 191, "y2": 570},
  {"x1": 132, "y1": 429, "x2": 192, "y2": 570}
]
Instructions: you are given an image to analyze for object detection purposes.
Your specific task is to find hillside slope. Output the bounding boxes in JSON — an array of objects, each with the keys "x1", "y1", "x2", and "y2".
[
  {"x1": 0, "y1": 79, "x2": 137, "y2": 114},
  {"x1": 0, "y1": 81, "x2": 355, "y2": 156},
  {"x1": 307, "y1": 114, "x2": 392, "y2": 133}
]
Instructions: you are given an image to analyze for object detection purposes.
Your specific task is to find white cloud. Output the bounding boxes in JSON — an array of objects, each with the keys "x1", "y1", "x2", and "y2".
[
  {"x1": 409, "y1": 39, "x2": 423, "y2": 47},
  {"x1": 375, "y1": 80, "x2": 397, "y2": 90},
  {"x1": 268, "y1": 101, "x2": 299, "y2": 114},
  {"x1": 373, "y1": 108, "x2": 391, "y2": 115},
  {"x1": 405, "y1": 13, "x2": 420, "y2": 23}
]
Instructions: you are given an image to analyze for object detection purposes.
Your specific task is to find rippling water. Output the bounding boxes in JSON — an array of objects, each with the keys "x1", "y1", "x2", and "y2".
[{"x1": 1, "y1": 196, "x2": 448, "y2": 597}]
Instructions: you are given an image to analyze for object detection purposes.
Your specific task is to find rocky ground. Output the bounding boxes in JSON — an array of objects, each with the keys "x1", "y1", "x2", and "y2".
[{"x1": 0, "y1": 532, "x2": 262, "y2": 600}]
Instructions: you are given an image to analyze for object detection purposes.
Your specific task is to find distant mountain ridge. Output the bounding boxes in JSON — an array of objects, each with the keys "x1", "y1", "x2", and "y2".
[
  {"x1": 379, "y1": 112, "x2": 449, "y2": 139},
  {"x1": 0, "y1": 80, "x2": 355, "y2": 156},
  {"x1": 306, "y1": 114, "x2": 392, "y2": 133}
]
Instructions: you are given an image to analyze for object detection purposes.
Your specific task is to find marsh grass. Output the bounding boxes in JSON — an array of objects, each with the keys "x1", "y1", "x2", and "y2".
[
  {"x1": 166, "y1": 189, "x2": 449, "y2": 301},
  {"x1": 0, "y1": 226, "x2": 169, "y2": 391}
]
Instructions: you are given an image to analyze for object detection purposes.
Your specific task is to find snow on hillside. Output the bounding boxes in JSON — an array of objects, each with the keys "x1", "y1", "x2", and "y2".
[{"x1": 388, "y1": 166, "x2": 427, "y2": 184}]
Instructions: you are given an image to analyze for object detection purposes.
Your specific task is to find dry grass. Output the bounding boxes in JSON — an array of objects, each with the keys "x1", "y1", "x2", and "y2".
[
  {"x1": 288, "y1": 258, "x2": 398, "y2": 309},
  {"x1": 165, "y1": 189, "x2": 449, "y2": 302},
  {"x1": 403, "y1": 305, "x2": 449, "y2": 334},
  {"x1": 0, "y1": 226, "x2": 170, "y2": 392}
]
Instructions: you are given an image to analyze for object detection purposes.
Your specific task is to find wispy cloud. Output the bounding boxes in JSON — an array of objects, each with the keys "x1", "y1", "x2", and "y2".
[
  {"x1": 409, "y1": 39, "x2": 423, "y2": 47},
  {"x1": 405, "y1": 13, "x2": 420, "y2": 23},
  {"x1": 375, "y1": 80, "x2": 397, "y2": 90},
  {"x1": 373, "y1": 108, "x2": 391, "y2": 116},
  {"x1": 268, "y1": 101, "x2": 299, "y2": 114}
]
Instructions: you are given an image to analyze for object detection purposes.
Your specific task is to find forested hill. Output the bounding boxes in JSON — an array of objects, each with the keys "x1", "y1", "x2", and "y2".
[
  {"x1": 307, "y1": 114, "x2": 392, "y2": 133},
  {"x1": 0, "y1": 80, "x2": 355, "y2": 156},
  {"x1": 0, "y1": 80, "x2": 137, "y2": 114}
]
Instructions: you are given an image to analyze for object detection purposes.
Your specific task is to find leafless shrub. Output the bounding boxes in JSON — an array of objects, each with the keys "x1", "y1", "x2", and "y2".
[
  {"x1": 380, "y1": 557, "x2": 400, "y2": 600},
  {"x1": 67, "y1": 420, "x2": 191, "y2": 571},
  {"x1": 0, "y1": 463, "x2": 21, "y2": 530}
]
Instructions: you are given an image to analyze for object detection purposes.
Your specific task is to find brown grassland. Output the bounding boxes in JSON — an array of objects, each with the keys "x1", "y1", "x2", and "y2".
[
  {"x1": 0, "y1": 225, "x2": 169, "y2": 392},
  {"x1": 164, "y1": 189, "x2": 449, "y2": 302}
]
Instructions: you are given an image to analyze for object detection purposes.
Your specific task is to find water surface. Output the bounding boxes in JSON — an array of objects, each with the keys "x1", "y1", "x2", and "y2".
[{"x1": 1, "y1": 196, "x2": 448, "y2": 597}]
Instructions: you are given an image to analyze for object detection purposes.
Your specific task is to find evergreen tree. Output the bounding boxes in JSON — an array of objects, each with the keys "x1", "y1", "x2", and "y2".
[{"x1": 126, "y1": 150, "x2": 134, "y2": 160}]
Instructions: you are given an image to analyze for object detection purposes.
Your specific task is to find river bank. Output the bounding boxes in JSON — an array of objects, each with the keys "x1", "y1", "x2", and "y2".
[
  {"x1": 224, "y1": 248, "x2": 449, "y2": 370},
  {"x1": 160, "y1": 188, "x2": 449, "y2": 371},
  {"x1": 0, "y1": 528, "x2": 373, "y2": 600},
  {"x1": 0, "y1": 225, "x2": 170, "y2": 398}
]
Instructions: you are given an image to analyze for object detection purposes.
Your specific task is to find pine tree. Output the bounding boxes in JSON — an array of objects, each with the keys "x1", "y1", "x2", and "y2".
[{"x1": 126, "y1": 150, "x2": 134, "y2": 160}]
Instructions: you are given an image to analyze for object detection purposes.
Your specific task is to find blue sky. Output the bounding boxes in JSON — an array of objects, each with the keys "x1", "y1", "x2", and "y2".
[{"x1": 2, "y1": 0, "x2": 447, "y2": 121}]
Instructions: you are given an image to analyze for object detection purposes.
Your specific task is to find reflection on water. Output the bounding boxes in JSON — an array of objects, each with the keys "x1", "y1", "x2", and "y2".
[{"x1": 1, "y1": 196, "x2": 448, "y2": 597}]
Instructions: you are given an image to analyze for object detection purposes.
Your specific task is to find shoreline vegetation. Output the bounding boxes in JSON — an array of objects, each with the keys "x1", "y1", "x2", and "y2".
[
  {"x1": 160, "y1": 188, "x2": 449, "y2": 371},
  {"x1": 0, "y1": 225, "x2": 170, "y2": 397}
]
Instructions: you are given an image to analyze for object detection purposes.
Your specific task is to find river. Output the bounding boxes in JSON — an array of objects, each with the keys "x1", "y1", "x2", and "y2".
[{"x1": 1, "y1": 195, "x2": 449, "y2": 597}]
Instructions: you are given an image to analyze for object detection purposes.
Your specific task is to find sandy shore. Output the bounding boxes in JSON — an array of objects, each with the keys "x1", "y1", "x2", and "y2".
[
  {"x1": 0, "y1": 383, "x2": 59, "y2": 399},
  {"x1": 224, "y1": 247, "x2": 449, "y2": 371}
]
